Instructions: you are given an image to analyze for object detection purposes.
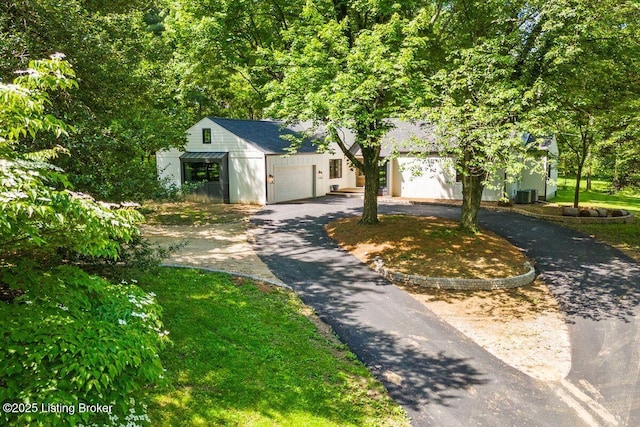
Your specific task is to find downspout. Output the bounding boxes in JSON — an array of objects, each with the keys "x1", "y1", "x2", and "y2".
[{"x1": 265, "y1": 156, "x2": 270, "y2": 204}]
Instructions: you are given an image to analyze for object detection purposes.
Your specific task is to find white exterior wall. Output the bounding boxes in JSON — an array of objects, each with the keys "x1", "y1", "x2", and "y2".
[
  {"x1": 156, "y1": 147, "x2": 183, "y2": 189},
  {"x1": 326, "y1": 142, "x2": 357, "y2": 190},
  {"x1": 187, "y1": 118, "x2": 267, "y2": 204},
  {"x1": 156, "y1": 117, "x2": 267, "y2": 204},
  {"x1": 267, "y1": 153, "x2": 326, "y2": 203},
  {"x1": 389, "y1": 156, "x2": 502, "y2": 201},
  {"x1": 393, "y1": 157, "x2": 459, "y2": 199}
]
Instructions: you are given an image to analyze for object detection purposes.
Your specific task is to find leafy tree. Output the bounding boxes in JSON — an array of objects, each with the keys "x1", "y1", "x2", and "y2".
[
  {"x1": 163, "y1": 0, "x2": 306, "y2": 119},
  {"x1": 266, "y1": 0, "x2": 440, "y2": 224},
  {"x1": 0, "y1": 57, "x2": 166, "y2": 427},
  {"x1": 534, "y1": 0, "x2": 640, "y2": 207},
  {"x1": 425, "y1": 0, "x2": 548, "y2": 232},
  {"x1": 0, "y1": 55, "x2": 141, "y2": 261},
  {"x1": 0, "y1": 0, "x2": 186, "y2": 201}
]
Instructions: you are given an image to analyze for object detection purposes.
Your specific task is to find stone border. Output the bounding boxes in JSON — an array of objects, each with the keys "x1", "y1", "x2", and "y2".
[
  {"x1": 373, "y1": 259, "x2": 536, "y2": 290},
  {"x1": 507, "y1": 208, "x2": 635, "y2": 224},
  {"x1": 405, "y1": 199, "x2": 635, "y2": 224}
]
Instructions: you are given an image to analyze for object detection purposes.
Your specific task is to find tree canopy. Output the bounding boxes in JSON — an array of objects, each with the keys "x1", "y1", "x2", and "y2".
[{"x1": 265, "y1": 0, "x2": 441, "y2": 224}]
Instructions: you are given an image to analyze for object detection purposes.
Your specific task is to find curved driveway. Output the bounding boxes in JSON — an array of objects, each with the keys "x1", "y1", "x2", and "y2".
[{"x1": 251, "y1": 196, "x2": 640, "y2": 426}]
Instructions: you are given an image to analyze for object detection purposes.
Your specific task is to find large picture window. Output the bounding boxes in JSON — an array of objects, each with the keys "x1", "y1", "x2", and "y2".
[
  {"x1": 202, "y1": 128, "x2": 212, "y2": 144},
  {"x1": 329, "y1": 159, "x2": 342, "y2": 179},
  {"x1": 183, "y1": 162, "x2": 220, "y2": 182}
]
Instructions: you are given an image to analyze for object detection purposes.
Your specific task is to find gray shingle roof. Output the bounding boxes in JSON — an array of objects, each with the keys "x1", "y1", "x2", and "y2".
[
  {"x1": 208, "y1": 117, "x2": 318, "y2": 154},
  {"x1": 523, "y1": 133, "x2": 555, "y2": 150},
  {"x1": 348, "y1": 120, "x2": 439, "y2": 157}
]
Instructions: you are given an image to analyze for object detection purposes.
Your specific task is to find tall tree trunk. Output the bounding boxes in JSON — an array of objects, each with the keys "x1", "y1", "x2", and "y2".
[
  {"x1": 460, "y1": 173, "x2": 484, "y2": 233},
  {"x1": 360, "y1": 146, "x2": 380, "y2": 225},
  {"x1": 573, "y1": 134, "x2": 590, "y2": 208},
  {"x1": 574, "y1": 161, "x2": 583, "y2": 209}
]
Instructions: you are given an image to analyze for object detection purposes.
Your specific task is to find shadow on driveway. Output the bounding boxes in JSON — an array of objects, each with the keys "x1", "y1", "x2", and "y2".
[{"x1": 251, "y1": 198, "x2": 587, "y2": 425}]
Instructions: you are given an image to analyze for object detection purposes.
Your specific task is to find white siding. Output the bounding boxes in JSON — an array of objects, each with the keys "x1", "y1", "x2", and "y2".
[
  {"x1": 326, "y1": 142, "x2": 357, "y2": 190},
  {"x1": 187, "y1": 118, "x2": 268, "y2": 203},
  {"x1": 393, "y1": 157, "x2": 459, "y2": 199},
  {"x1": 389, "y1": 156, "x2": 502, "y2": 201},
  {"x1": 156, "y1": 118, "x2": 268, "y2": 204},
  {"x1": 230, "y1": 157, "x2": 266, "y2": 204},
  {"x1": 267, "y1": 154, "x2": 325, "y2": 203},
  {"x1": 156, "y1": 147, "x2": 183, "y2": 189}
]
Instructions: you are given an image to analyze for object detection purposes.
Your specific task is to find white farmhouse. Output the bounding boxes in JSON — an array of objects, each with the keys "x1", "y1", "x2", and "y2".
[{"x1": 156, "y1": 117, "x2": 558, "y2": 204}]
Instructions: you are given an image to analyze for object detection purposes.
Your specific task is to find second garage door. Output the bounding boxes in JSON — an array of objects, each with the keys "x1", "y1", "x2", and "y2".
[{"x1": 273, "y1": 165, "x2": 314, "y2": 203}]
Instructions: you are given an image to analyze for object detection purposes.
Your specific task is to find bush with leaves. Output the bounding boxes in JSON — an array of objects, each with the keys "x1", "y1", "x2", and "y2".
[
  {"x1": 0, "y1": 265, "x2": 168, "y2": 426},
  {"x1": 0, "y1": 55, "x2": 143, "y2": 261},
  {"x1": 0, "y1": 56, "x2": 167, "y2": 426}
]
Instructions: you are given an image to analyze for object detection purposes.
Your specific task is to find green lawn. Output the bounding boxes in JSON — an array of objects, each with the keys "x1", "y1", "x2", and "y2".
[
  {"x1": 551, "y1": 177, "x2": 640, "y2": 261},
  {"x1": 136, "y1": 268, "x2": 408, "y2": 427},
  {"x1": 554, "y1": 176, "x2": 640, "y2": 212}
]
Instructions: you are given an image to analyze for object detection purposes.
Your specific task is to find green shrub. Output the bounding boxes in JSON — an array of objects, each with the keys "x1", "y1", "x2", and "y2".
[{"x1": 0, "y1": 265, "x2": 168, "y2": 426}]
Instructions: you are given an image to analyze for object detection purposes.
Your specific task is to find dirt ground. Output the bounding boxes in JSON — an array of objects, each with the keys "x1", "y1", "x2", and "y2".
[
  {"x1": 407, "y1": 280, "x2": 571, "y2": 382},
  {"x1": 140, "y1": 222, "x2": 284, "y2": 285},
  {"x1": 141, "y1": 220, "x2": 571, "y2": 383}
]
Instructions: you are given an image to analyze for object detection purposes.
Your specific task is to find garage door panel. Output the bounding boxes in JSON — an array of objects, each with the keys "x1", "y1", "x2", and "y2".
[{"x1": 274, "y1": 166, "x2": 314, "y2": 203}]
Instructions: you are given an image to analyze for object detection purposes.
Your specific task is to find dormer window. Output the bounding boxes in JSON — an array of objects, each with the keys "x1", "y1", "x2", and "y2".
[{"x1": 202, "y1": 128, "x2": 212, "y2": 144}]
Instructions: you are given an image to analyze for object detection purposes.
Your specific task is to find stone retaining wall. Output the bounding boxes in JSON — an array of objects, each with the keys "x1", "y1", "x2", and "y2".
[
  {"x1": 374, "y1": 259, "x2": 536, "y2": 290},
  {"x1": 509, "y1": 208, "x2": 635, "y2": 224}
]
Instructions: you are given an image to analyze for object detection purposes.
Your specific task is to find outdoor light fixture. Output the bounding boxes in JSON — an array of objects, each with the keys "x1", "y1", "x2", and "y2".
[
  {"x1": 317, "y1": 170, "x2": 323, "y2": 179},
  {"x1": 267, "y1": 174, "x2": 275, "y2": 184}
]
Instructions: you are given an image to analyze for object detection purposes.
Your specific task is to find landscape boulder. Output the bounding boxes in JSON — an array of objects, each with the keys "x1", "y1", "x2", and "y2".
[
  {"x1": 611, "y1": 209, "x2": 630, "y2": 217},
  {"x1": 579, "y1": 209, "x2": 600, "y2": 217}
]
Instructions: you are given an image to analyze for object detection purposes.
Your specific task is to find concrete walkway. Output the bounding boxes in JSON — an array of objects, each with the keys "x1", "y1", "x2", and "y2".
[
  {"x1": 251, "y1": 196, "x2": 640, "y2": 426},
  {"x1": 140, "y1": 223, "x2": 284, "y2": 285}
]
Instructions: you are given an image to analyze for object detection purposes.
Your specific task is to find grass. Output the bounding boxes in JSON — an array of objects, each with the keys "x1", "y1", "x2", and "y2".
[
  {"x1": 133, "y1": 199, "x2": 411, "y2": 427},
  {"x1": 326, "y1": 215, "x2": 530, "y2": 279},
  {"x1": 140, "y1": 201, "x2": 261, "y2": 226},
  {"x1": 554, "y1": 176, "x2": 640, "y2": 212},
  {"x1": 549, "y1": 177, "x2": 640, "y2": 261},
  {"x1": 136, "y1": 268, "x2": 408, "y2": 427}
]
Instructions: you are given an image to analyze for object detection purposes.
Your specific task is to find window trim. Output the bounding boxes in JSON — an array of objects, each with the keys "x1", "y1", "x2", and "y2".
[
  {"x1": 202, "y1": 128, "x2": 212, "y2": 144},
  {"x1": 329, "y1": 158, "x2": 342, "y2": 179}
]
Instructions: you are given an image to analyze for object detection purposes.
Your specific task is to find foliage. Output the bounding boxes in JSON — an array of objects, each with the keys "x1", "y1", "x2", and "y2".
[
  {"x1": 0, "y1": 56, "x2": 142, "y2": 261},
  {"x1": 0, "y1": 0, "x2": 188, "y2": 201},
  {"x1": 266, "y1": 0, "x2": 440, "y2": 224},
  {"x1": 0, "y1": 58, "x2": 167, "y2": 426},
  {"x1": 553, "y1": 176, "x2": 640, "y2": 262},
  {"x1": 140, "y1": 268, "x2": 408, "y2": 426},
  {"x1": 554, "y1": 176, "x2": 640, "y2": 213},
  {"x1": 0, "y1": 265, "x2": 168, "y2": 426},
  {"x1": 164, "y1": 0, "x2": 305, "y2": 119},
  {"x1": 534, "y1": 0, "x2": 640, "y2": 207},
  {"x1": 425, "y1": 0, "x2": 550, "y2": 232}
]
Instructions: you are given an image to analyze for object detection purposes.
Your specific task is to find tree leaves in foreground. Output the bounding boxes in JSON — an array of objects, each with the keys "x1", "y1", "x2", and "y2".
[
  {"x1": 0, "y1": 57, "x2": 166, "y2": 427},
  {"x1": 0, "y1": 56, "x2": 142, "y2": 259},
  {"x1": 425, "y1": 0, "x2": 550, "y2": 232}
]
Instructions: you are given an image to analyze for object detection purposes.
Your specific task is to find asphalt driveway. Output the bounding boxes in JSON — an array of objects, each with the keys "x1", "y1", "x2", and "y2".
[{"x1": 251, "y1": 196, "x2": 640, "y2": 426}]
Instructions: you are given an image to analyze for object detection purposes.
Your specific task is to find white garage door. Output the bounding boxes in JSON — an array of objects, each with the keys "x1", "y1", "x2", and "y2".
[{"x1": 274, "y1": 165, "x2": 314, "y2": 203}]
